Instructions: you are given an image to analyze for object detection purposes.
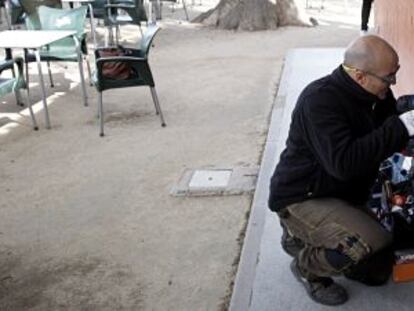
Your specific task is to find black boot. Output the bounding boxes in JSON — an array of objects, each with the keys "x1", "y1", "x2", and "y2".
[{"x1": 290, "y1": 259, "x2": 348, "y2": 306}]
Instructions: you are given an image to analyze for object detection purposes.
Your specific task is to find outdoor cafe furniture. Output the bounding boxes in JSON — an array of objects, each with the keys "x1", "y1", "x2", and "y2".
[
  {"x1": 61, "y1": 0, "x2": 97, "y2": 48},
  {"x1": 93, "y1": 25, "x2": 165, "y2": 136},
  {"x1": 104, "y1": 0, "x2": 148, "y2": 45},
  {"x1": 0, "y1": 55, "x2": 38, "y2": 130},
  {"x1": 24, "y1": 5, "x2": 90, "y2": 108},
  {"x1": 0, "y1": 30, "x2": 74, "y2": 129}
]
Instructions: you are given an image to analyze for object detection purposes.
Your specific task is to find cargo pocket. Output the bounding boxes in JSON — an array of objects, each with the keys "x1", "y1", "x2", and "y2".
[{"x1": 309, "y1": 222, "x2": 372, "y2": 263}]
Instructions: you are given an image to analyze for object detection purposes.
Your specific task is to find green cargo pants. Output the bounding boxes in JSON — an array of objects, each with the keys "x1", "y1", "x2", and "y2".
[{"x1": 278, "y1": 198, "x2": 392, "y2": 280}]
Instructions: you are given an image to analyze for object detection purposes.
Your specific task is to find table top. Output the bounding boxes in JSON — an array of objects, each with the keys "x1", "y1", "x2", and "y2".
[{"x1": 0, "y1": 30, "x2": 77, "y2": 49}]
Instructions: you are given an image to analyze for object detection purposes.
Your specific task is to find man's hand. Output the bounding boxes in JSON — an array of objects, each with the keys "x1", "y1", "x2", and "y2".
[{"x1": 399, "y1": 110, "x2": 414, "y2": 136}]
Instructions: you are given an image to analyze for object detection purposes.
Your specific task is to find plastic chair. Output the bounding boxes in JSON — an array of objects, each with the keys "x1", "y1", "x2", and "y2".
[
  {"x1": 105, "y1": 0, "x2": 148, "y2": 45},
  {"x1": 24, "y1": 5, "x2": 90, "y2": 106},
  {"x1": 93, "y1": 25, "x2": 165, "y2": 136},
  {"x1": 87, "y1": 0, "x2": 106, "y2": 19},
  {"x1": 0, "y1": 55, "x2": 38, "y2": 130}
]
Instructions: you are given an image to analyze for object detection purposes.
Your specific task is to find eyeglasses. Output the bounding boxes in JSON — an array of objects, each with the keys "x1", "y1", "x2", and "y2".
[{"x1": 342, "y1": 64, "x2": 400, "y2": 85}]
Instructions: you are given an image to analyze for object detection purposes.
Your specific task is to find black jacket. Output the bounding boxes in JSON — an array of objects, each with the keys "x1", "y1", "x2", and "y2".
[{"x1": 268, "y1": 65, "x2": 409, "y2": 212}]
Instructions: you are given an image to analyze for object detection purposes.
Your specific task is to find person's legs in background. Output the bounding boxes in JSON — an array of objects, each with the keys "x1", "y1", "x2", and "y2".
[{"x1": 361, "y1": 0, "x2": 374, "y2": 32}]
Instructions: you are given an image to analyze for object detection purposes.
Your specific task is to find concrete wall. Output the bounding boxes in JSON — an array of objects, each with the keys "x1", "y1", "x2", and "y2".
[{"x1": 375, "y1": 0, "x2": 414, "y2": 97}]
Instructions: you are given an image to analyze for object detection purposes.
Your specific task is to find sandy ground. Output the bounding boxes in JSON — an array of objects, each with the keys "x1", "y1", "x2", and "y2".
[{"x1": 0, "y1": 0, "x2": 366, "y2": 310}]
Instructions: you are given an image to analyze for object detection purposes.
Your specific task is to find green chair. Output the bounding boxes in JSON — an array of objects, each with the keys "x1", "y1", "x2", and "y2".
[
  {"x1": 24, "y1": 5, "x2": 90, "y2": 106},
  {"x1": 85, "y1": 0, "x2": 106, "y2": 20},
  {"x1": 0, "y1": 55, "x2": 38, "y2": 130},
  {"x1": 93, "y1": 25, "x2": 165, "y2": 136},
  {"x1": 105, "y1": 0, "x2": 148, "y2": 44},
  {"x1": 76, "y1": 0, "x2": 118, "y2": 47}
]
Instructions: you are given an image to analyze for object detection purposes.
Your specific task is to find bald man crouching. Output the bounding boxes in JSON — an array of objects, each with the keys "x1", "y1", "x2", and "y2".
[{"x1": 269, "y1": 35, "x2": 414, "y2": 306}]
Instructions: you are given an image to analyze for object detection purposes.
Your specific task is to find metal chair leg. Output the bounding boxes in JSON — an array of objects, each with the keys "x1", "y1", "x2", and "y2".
[
  {"x1": 25, "y1": 60, "x2": 29, "y2": 87},
  {"x1": 11, "y1": 66, "x2": 24, "y2": 106},
  {"x1": 98, "y1": 92, "x2": 104, "y2": 136},
  {"x1": 150, "y1": 86, "x2": 166, "y2": 127},
  {"x1": 24, "y1": 88, "x2": 38, "y2": 130},
  {"x1": 85, "y1": 55, "x2": 93, "y2": 86},
  {"x1": 151, "y1": 88, "x2": 160, "y2": 115},
  {"x1": 14, "y1": 90, "x2": 23, "y2": 107},
  {"x1": 116, "y1": 25, "x2": 120, "y2": 45},
  {"x1": 107, "y1": 26, "x2": 114, "y2": 45},
  {"x1": 74, "y1": 37, "x2": 88, "y2": 107},
  {"x1": 24, "y1": 52, "x2": 31, "y2": 100},
  {"x1": 47, "y1": 61, "x2": 54, "y2": 87},
  {"x1": 78, "y1": 56, "x2": 88, "y2": 106}
]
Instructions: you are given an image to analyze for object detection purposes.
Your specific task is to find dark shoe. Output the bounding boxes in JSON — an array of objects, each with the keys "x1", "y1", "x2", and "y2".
[
  {"x1": 281, "y1": 223, "x2": 304, "y2": 257},
  {"x1": 290, "y1": 259, "x2": 348, "y2": 306},
  {"x1": 344, "y1": 269, "x2": 388, "y2": 286}
]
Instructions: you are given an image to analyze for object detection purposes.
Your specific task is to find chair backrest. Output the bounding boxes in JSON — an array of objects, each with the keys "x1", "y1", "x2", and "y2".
[
  {"x1": 27, "y1": 5, "x2": 87, "y2": 39},
  {"x1": 108, "y1": 0, "x2": 147, "y2": 24},
  {"x1": 139, "y1": 25, "x2": 160, "y2": 58},
  {"x1": 89, "y1": 0, "x2": 106, "y2": 18}
]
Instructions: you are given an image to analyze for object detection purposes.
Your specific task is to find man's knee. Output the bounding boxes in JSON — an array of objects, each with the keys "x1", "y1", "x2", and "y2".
[
  {"x1": 324, "y1": 249, "x2": 353, "y2": 271},
  {"x1": 324, "y1": 232, "x2": 391, "y2": 273}
]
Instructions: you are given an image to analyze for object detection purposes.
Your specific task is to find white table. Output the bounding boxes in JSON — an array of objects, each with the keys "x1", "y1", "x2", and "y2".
[
  {"x1": 62, "y1": 0, "x2": 97, "y2": 49},
  {"x1": 0, "y1": 30, "x2": 78, "y2": 129}
]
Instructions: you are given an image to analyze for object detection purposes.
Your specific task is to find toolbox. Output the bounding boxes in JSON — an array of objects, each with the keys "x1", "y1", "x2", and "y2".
[{"x1": 393, "y1": 249, "x2": 414, "y2": 282}]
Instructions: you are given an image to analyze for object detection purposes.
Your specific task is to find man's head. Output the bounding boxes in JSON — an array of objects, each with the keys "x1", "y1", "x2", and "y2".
[{"x1": 343, "y1": 35, "x2": 400, "y2": 100}]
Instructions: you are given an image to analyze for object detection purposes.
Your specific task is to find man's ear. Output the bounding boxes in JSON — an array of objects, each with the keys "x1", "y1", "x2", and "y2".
[{"x1": 354, "y1": 70, "x2": 366, "y2": 84}]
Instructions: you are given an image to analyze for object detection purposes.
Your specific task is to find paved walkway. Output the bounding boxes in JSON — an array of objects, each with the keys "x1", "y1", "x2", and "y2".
[{"x1": 231, "y1": 48, "x2": 414, "y2": 311}]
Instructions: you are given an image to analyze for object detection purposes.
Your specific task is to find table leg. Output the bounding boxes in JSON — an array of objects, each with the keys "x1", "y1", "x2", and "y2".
[
  {"x1": 35, "y1": 49, "x2": 51, "y2": 129},
  {"x1": 88, "y1": 3, "x2": 97, "y2": 49}
]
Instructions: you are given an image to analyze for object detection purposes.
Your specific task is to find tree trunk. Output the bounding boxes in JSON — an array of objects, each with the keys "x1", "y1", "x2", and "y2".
[
  {"x1": 276, "y1": 0, "x2": 312, "y2": 27},
  {"x1": 193, "y1": 0, "x2": 312, "y2": 31}
]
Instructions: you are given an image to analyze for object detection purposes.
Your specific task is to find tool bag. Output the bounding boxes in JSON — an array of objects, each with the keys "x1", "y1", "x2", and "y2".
[{"x1": 368, "y1": 153, "x2": 414, "y2": 247}]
